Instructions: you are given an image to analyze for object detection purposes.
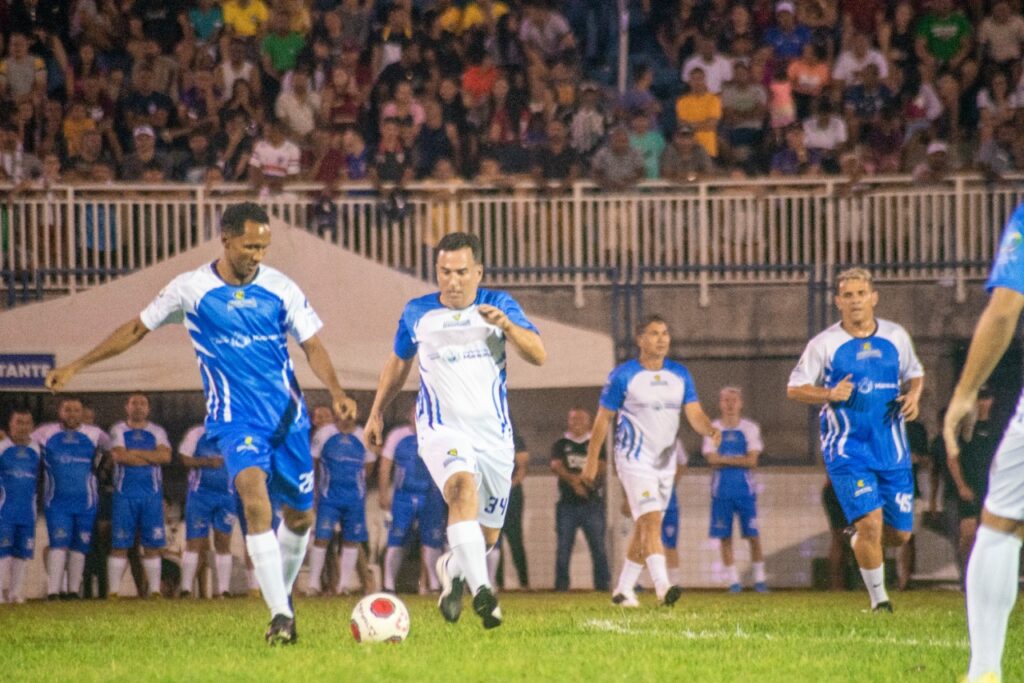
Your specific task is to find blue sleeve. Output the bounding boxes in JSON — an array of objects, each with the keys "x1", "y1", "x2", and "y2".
[
  {"x1": 493, "y1": 291, "x2": 539, "y2": 334},
  {"x1": 986, "y1": 206, "x2": 1024, "y2": 295},
  {"x1": 392, "y1": 312, "x2": 417, "y2": 360},
  {"x1": 668, "y1": 362, "x2": 699, "y2": 404},
  {"x1": 599, "y1": 365, "x2": 630, "y2": 411}
]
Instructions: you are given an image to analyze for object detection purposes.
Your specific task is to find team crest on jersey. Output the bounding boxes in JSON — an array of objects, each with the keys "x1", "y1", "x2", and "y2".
[
  {"x1": 228, "y1": 289, "x2": 258, "y2": 310},
  {"x1": 857, "y1": 378, "x2": 873, "y2": 394},
  {"x1": 856, "y1": 342, "x2": 882, "y2": 361}
]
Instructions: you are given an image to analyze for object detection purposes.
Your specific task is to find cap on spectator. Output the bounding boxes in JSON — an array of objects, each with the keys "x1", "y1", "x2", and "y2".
[
  {"x1": 979, "y1": 384, "x2": 995, "y2": 398},
  {"x1": 926, "y1": 141, "x2": 949, "y2": 155},
  {"x1": 580, "y1": 81, "x2": 600, "y2": 93},
  {"x1": 675, "y1": 122, "x2": 695, "y2": 135},
  {"x1": 133, "y1": 125, "x2": 155, "y2": 138},
  {"x1": 776, "y1": 1, "x2": 795, "y2": 13}
]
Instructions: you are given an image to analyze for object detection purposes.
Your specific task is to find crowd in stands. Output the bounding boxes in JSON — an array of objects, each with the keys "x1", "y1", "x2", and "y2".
[{"x1": 1, "y1": 0, "x2": 1023, "y2": 193}]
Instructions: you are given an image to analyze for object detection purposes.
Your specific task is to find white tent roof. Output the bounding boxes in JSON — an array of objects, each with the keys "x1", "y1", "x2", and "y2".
[{"x1": 0, "y1": 221, "x2": 614, "y2": 392}]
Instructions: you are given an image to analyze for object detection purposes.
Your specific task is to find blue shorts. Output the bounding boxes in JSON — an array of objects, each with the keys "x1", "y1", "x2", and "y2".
[
  {"x1": 314, "y1": 498, "x2": 368, "y2": 543},
  {"x1": 0, "y1": 521, "x2": 36, "y2": 559},
  {"x1": 830, "y1": 465, "x2": 915, "y2": 532},
  {"x1": 217, "y1": 426, "x2": 314, "y2": 513},
  {"x1": 388, "y1": 489, "x2": 447, "y2": 549},
  {"x1": 661, "y1": 489, "x2": 680, "y2": 549},
  {"x1": 45, "y1": 506, "x2": 96, "y2": 553},
  {"x1": 186, "y1": 490, "x2": 237, "y2": 540},
  {"x1": 112, "y1": 494, "x2": 166, "y2": 549},
  {"x1": 709, "y1": 495, "x2": 759, "y2": 539}
]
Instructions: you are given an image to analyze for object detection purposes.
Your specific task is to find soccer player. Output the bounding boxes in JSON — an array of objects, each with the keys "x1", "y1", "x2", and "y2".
[
  {"x1": 365, "y1": 231, "x2": 546, "y2": 629},
  {"x1": 702, "y1": 386, "x2": 767, "y2": 593},
  {"x1": 45, "y1": 202, "x2": 356, "y2": 644},
  {"x1": 179, "y1": 423, "x2": 237, "y2": 598},
  {"x1": 106, "y1": 393, "x2": 171, "y2": 598},
  {"x1": 379, "y1": 407, "x2": 447, "y2": 593},
  {"x1": 33, "y1": 397, "x2": 107, "y2": 600},
  {"x1": 306, "y1": 412, "x2": 374, "y2": 597},
  {"x1": 788, "y1": 267, "x2": 924, "y2": 612},
  {"x1": 943, "y1": 203, "x2": 1024, "y2": 683},
  {"x1": 582, "y1": 314, "x2": 721, "y2": 608},
  {"x1": 0, "y1": 409, "x2": 42, "y2": 604}
]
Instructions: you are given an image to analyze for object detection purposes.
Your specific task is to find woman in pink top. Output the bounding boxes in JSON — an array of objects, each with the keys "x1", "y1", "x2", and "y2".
[{"x1": 381, "y1": 81, "x2": 426, "y2": 135}]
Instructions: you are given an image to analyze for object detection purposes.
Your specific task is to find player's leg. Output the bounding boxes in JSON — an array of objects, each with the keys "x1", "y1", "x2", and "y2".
[
  {"x1": 720, "y1": 536, "x2": 738, "y2": 591},
  {"x1": 44, "y1": 509, "x2": 71, "y2": 599},
  {"x1": 958, "y1": 515, "x2": 979, "y2": 576},
  {"x1": 831, "y1": 468, "x2": 892, "y2": 610},
  {"x1": 181, "y1": 493, "x2": 210, "y2": 598},
  {"x1": 637, "y1": 471, "x2": 678, "y2": 604},
  {"x1": 308, "y1": 502, "x2": 339, "y2": 595},
  {"x1": 338, "y1": 500, "x2": 368, "y2": 593},
  {"x1": 501, "y1": 485, "x2": 528, "y2": 588},
  {"x1": 107, "y1": 494, "x2": 135, "y2": 598},
  {"x1": 0, "y1": 527, "x2": 11, "y2": 603},
  {"x1": 9, "y1": 525, "x2": 33, "y2": 603},
  {"x1": 612, "y1": 523, "x2": 644, "y2": 605},
  {"x1": 710, "y1": 496, "x2": 739, "y2": 591},
  {"x1": 739, "y1": 496, "x2": 766, "y2": 592},
  {"x1": 138, "y1": 495, "x2": 167, "y2": 598},
  {"x1": 66, "y1": 509, "x2": 96, "y2": 598},
  {"x1": 212, "y1": 527, "x2": 233, "y2": 597},
  {"x1": 384, "y1": 493, "x2": 414, "y2": 592}
]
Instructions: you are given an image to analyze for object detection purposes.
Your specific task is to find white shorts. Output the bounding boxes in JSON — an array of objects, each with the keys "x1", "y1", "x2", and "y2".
[
  {"x1": 985, "y1": 419, "x2": 1024, "y2": 521},
  {"x1": 419, "y1": 426, "x2": 514, "y2": 529},
  {"x1": 618, "y1": 465, "x2": 674, "y2": 521}
]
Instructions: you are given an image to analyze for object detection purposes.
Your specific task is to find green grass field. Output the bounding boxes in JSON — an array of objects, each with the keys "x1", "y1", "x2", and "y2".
[{"x1": 2, "y1": 591, "x2": 1020, "y2": 682}]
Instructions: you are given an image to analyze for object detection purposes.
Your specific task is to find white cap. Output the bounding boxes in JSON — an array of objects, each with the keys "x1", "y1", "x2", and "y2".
[
  {"x1": 926, "y1": 141, "x2": 949, "y2": 155},
  {"x1": 776, "y1": 1, "x2": 795, "y2": 13},
  {"x1": 133, "y1": 125, "x2": 155, "y2": 138}
]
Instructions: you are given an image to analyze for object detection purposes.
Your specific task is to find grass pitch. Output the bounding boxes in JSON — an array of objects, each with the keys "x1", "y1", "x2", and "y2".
[{"x1": 2, "y1": 590, "x2": 1019, "y2": 682}]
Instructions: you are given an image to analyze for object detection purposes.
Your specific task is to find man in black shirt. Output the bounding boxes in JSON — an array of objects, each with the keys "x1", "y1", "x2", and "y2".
[
  {"x1": 550, "y1": 407, "x2": 610, "y2": 591},
  {"x1": 531, "y1": 119, "x2": 580, "y2": 189}
]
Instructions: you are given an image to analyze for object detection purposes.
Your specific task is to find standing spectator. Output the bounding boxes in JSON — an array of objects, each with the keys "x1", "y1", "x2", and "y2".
[
  {"x1": 682, "y1": 34, "x2": 734, "y2": 95},
  {"x1": 370, "y1": 4, "x2": 414, "y2": 78},
  {"x1": 261, "y1": 10, "x2": 306, "y2": 102},
  {"x1": 369, "y1": 117, "x2": 413, "y2": 186},
  {"x1": 0, "y1": 32, "x2": 47, "y2": 101},
  {"x1": 978, "y1": 123, "x2": 1019, "y2": 177},
  {"x1": 660, "y1": 123, "x2": 714, "y2": 182},
  {"x1": 118, "y1": 67, "x2": 175, "y2": 142},
  {"x1": 494, "y1": 431, "x2": 530, "y2": 590},
  {"x1": 616, "y1": 64, "x2": 661, "y2": 124},
  {"x1": 216, "y1": 40, "x2": 262, "y2": 102},
  {"x1": 788, "y1": 43, "x2": 830, "y2": 121},
  {"x1": 531, "y1": 119, "x2": 580, "y2": 189},
  {"x1": 802, "y1": 100, "x2": 847, "y2": 174},
  {"x1": 770, "y1": 124, "x2": 822, "y2": 176},
  {"x1": 591, "y1": 126, "x2": 645, "y2": 190},
  {"x1": 320, "y1": 65, "x2": 363, "y2": 129},
  {"x1": 978, "y1": 1, "x2": 1024, "y2": 76},
  {"x1": 831, "y1": 32, "x2": 888, "y2": 90},
  {"x1": 186, "y1": 0, "x2": 225, "y2": 45},
  {"x1": 721, "y1": 61, "x2": 768, "y2": 170},
  {"x1": 213, "y1": 110, "x2": 254, "y2": 181},
  {"x1": 120, "y1": 126, "x2": 171, "y2": 181},
  {"x1": 248, "y1": 119, "x2": 301, "y2": 194},
  {"x1": 550, "y1": 408, "x2": 610, "y2": 592},
  {"x1": 413, "y1": 98, "x2": 457, "y2": 179},
  {"x1": 0, "y1": 410, "x2": 41, "y2": 604},
  {"x1": 762, "y1": 2, "x2": 812, "y2": 63},
  {"x1": 222, "y1": 0, "x2": 270, "y2": 39},
  {"x1": 675, "y1": 68, "x2": 722, "y2": 159},
  {"x1": 883, "y1": 2, "x2": 919, "y2": 88},
  {"x1": 629, "y1": 110, "x2": 666, "y2": 180},
  {"x1": 915, "y1": 0, "x2": 972, "y2": 70},
  {"x1": 274, "y1": 69, "x2": 320, "y2": 142},
  {"x1": 569, "y1": 82, "x2": 607, "y2": 163}
]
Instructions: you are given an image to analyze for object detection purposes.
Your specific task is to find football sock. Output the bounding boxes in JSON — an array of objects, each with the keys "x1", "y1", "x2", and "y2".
[
  {"x1": 966, "y1": 526, "x2": 1021, "y2": 681},
  {"x1": 48, "y1": 548, "x2": 67, "y2": 595},
  {"x1": 9, "y1": 558, "x2": 26, "y2": 601},
  {"x1": 215, "y1": 554, "x2": 233, "y2": 595},
  {"x1": 307, "y1": 545, "x2": 327, "y2": 593},
  {"x1": 423, "y1": 546, "x2": 442, "y2": 591},
  {"x1": 383, "y1": 547, "x2": 405, "y2": 592},
  {"x1": 724, "y1": 563, "x2": 740, "y2": 586},
  {"x1": 67, "y1": 551, "x2": 86, "y2": 595},
  {"x1": 0, "y1": 557, "x2": 9, "y2": 598},
  {"x1": 646, "y1": 553, "x2": 670, "y2": 598},
  {"x1": 106, "y1": 555, "x2": 127, "y2": 596},
  {"x1": 276, "y1": 525, "x2": 310, "y2": 596},
  {"x1": 859, "y1": 564, "x2": 888, "y2": 608},
  {"x1": 486, "y1": 545, "x2": 500, "y2": 588},
  {"x1": 246, "y1": 531, "x2": 292, "y2": 618},
  {"x1": 614, "y1": 560, "x2": 643, "y2": 596},
  {"x1": 448, "y1": 521, "x2": 490, "y2": 594},
  {"x1": 338, "y1": 546, "x2": 359, "y2": 593},
  {"x1": 181, "y1": 551, "x2": 199, "y2": 594},
  {"x1": 143, "y1": 556, "x2": 161, "y2": 595},
  {"x1": 752, "y1": 561, "x2": 766, "y2": 584}
]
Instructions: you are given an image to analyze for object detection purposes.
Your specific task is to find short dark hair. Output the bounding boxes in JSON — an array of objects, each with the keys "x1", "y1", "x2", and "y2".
[
  {"x1": 57, "y1": 395, "x2": 83, "y2": 409},
  {"x1": 435, "y1": 232, "x2": 483, "y2": 264},
  {"x1": 221, "y1": 202, "x2": 269, "y2": 237},
  {"x1": 7, "y1": 408, "x2": 33, "y2": 423},
  {"x1": 635, "y1": 314, "x2": 669, "y2": 337}
]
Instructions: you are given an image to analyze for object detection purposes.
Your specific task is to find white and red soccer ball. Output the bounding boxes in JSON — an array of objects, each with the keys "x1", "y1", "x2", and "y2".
[{"x1": 350, "y1": 593, "x2": 410, "y2": 644}]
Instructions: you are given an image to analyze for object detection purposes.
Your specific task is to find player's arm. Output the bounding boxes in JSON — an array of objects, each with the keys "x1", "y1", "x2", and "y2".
[
  {"x1": 477, "y1": 304, "x2": 547, "y2": 366},
  {"x1": 787, "y1": 375, "x2": 854, "y2": 405},
  {"x1": 45, "y1": 317, "x2": 150, "y2": 392},
  {"x1": 550, "y1": 458, "x2": 593, "y2": 498},
  {"x1": 377, "y1": 454, "x2": 393, "y2": 510},
  {"x1": 897, "y1": 376, "x2": 924, "y2": 421},
  {"x1": 366, "y1": 353, "x2": 416, "y2": 448},
  {"x1": 300, "y1": 335, "x2": 357, "y2": 421},
  {"x1": 511, "y1": 447, "x2": 529, "y2": 487},
  {"x1": 138, "y1": 445, "x2": 172, "y2": 465},
  {"x1": 684, "y1": 402, "x2": 722, "y2": 449},
  {"x1": 580, "y1": 407, "x2": 614, "y2": 486},
  {"x1": 181, "y1": 454, "x2": 225, "y2": 469},
  {"x1": 111, "y1": 446, "x2": 152, "y2": 466}
]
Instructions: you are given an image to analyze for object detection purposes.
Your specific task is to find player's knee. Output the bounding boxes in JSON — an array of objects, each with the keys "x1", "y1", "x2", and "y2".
[{"x1": 443, "y1": 473, "x2": 475, "y2": 508}]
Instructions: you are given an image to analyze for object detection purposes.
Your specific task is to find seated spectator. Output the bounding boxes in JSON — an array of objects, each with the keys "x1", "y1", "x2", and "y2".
[
  {"x1": 342, "y1": 127, "x2": 370, "y2": 181},
  {"x1": 978, "y1": 122, "x2": 1018, "y2": 178},
  {"x1": 336, "y1": 0, "x2": 372, "y2": 49},
  {"x1": 864, "y1": 105, "x2": 904, "y2": 174},
  {"x1": 274, "y1": 69, "x2": 320, "y2": 142},
  {"x1": 481, "y1": 119, "x2": 531, "y2": 175},
  {"x1": 248, "y1": 119, "x2": 301, "y2": 194},
  {"x1": 65, "y1": 129, "x2": 117, "y2": 180},
  {"x1": 0, "y1": 123, "x2": 42, "y2": 183},
  {"x1": 831, "y1": 32, "x2": 888, "y2": 90},
  {"x1": 216, "y1": 40, "x2": 262, "y2": 102},
  {"x1": 222, "y1": 0, "x2": 270, "y2": 39},
  {"x1": 220, "y1": 78, "x2": 265, "y2": 132},
  {"x1": 915, "y1": 0, "x2": 972, "y2": 70},
  {"x1": 212, "y1": 109, "x2": 254, "y2": 181},
  {"x1": 130, "y1": 38, "x2": 179, "y2": 99},
  {"x1": 461, "y1": 0, "x2": 511, "y2": 35},
  {"x1": 186, "y1": 0, "x2": 225, "y2": 44},
  {"x1": 118, "y1": 66, "x2": 175, "y2": 143},
  {"x1": 304, "y1": 128, "x2": 345, "y2": 186},
  {"x1": 591, "y1": 126, "x2": 645, "y2": 191},
  {"x1": 413, "y1": 99, "x2": 457, "y2": 179},
  {"x1": 77, "y1": 74, "x2": 116, "y2": 127},
  {"x1": 912, "y1": 140, "x2": 951, "y2": 183},
  {"x1": 616, "y1": 64, "x2": 661, "y2": 123},
  {"x1": 721, "y1": 61, "x2": 767, "y2": 170},
  {"x1": 768, "y1": 63, "x2": 797, "y2": 142},
  {"x1": 660, "y1": 123, "x2": 714, "y2": 183},
  {"x1": 978, "y1": 1, "x2": 1024, "y2": 75},
  {"x1": 120, "y1": 126, "x2": 170, "y2": 180},
  {"x1": 569, "y1": 82, "x2": 606, "y2": 162},
  {"x1": 382, "y1": 81, "x2": 426, "y2": 136},
  {"x1": 770, "y1": 124, "x2": 822, "y2": 176},
  {"x1": 629, "y1": 110, "x2": 666, "y2": 180},
  {"x1": 173, "y1": 128, "x2": 217, "y2": 183},
  {"x1": 369, "y1": 117, "x2": 413, "y2": 187},
  {"x1": 63, "y1": 100, "x2": 97, "y2": 159},
  {"x1": 0, "y1": 32, "x2": 47, "y2": 102},
  {"x1": 802, "y1": 100, "x2": 847, "y2": 174},
  {"x1": 376, "y1": 39, "x2": 427, "y2": 97},
  {"x1": 884, "y1": 2, "x2": 918, "y2": 86},
  {"x1": 462, "y1": 48, "x2": 499, "y2": 109},
  {"x1": 788, "y1": 43, "x2": 830, "y2": 121},
  {"x1": 977, "y1": 71, "x2": 1020, "y2": 131},
  {"x1": 320, "y1": 65, "x2": 363, "y2": 129},
  {"x1": 903, "y1": 62, "x2": 944, "y2": 141},
  {"x1": 682, "y1": 34, "x2": 734, "y2": 95},
  {"x1": 720, "y1": 3, "x2": 759, "y2": 53},
  {"x1": 675, "y1": 67, "x2": 722, "y2": 159},
  {"x1": 762, "y1": 2, "x2": 812, "y2": 63},
  {"x1": 843, "y1": 63, "x2": 892, "y2": 142},
  {"x1": 531, "y1": 119, "x2": 580, "y2": 189}
]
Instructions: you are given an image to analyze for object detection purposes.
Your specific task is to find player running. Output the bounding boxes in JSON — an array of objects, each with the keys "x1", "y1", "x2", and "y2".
[
  {"x1": 944, "y1": 202, "x2": 1024, "y2": 683},
  {"x1": 45, "y1": 202, "x2": 356, "y2": 644},
  {"x1": 788, "y1": 267, "x2": 924, "y2": 613},
  {"x1": 365, "y1": 232, "x2": 546, "y2": 629},
  {"x1": 0, "y1": 410, "x2": 42, "y2": 604},
  {"x1": 582, "y1": 314, "x2": 721, "y2": 607}
]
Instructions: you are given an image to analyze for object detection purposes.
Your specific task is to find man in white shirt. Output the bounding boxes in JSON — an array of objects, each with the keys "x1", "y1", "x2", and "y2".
[
  {"x1": 832, "y1": 32, "x2": 889, "y2": 88},
  {"x1": 682, "y1": 35, "x2": 734, "y2": 95},
  {"x1": 274, "y1": 70, "x2": 321, "y2": 142}
]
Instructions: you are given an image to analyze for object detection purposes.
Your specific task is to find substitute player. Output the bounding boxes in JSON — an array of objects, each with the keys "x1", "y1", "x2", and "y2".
[
  {"x1": 582, "y1": 314, "x2": 721, "y2": 608},
  {"x1": 45, "y1": 202, "x2": 356, "y2": 644},
  {"x1": 788, "y1": 267, "x2": 924, "y2": 613},
  {"x1": 0, "y1": 410, "x2": 42, "y2": 604},
  {"x1": 943, "y1": 202, "x2": 1024, "y2": 683},
  {"x1": 365, "y1": 232, "x2": 546, "y2": 629}
]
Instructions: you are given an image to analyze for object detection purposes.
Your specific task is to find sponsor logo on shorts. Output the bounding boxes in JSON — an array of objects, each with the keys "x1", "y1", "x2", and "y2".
[
  {"x1": 854, "y1": 480, "x2": 874, "y2": 497},
  {"x1": 236, "y1": 436, "x2": 259, "y2": 454}
]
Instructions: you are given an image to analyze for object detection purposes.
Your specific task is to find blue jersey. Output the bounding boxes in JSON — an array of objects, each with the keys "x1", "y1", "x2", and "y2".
[
  {"x1": 110, "y1": 421, "x2": 169, "y2": 497},
  {"x1": 180, "y1": 425, "x2": 230, "y2": 495},
  {"x1": 33, "y1": 423, "x2": 104, "y2": 512},
  {"x1": 789, "y1": 319, "x2": 924, "y2": 471},
  {"x1": 702, "y1": 418, "x2": 763, "y2": 498},
  {"x1": 382, "y1": 426, "x2": 432, "y2": 494},
  {"x1": 311, "y1": 425, "x2": 371, "y2": 504},
  {"x1": 599, "y1": 359, "x2": 699, "y2": 473},
  {"x1": 139, "y1": 262, "x2": 324, "y2": 438},
  {"x1": 0, "y1": 437, "x2": 43, "y2": 524}
]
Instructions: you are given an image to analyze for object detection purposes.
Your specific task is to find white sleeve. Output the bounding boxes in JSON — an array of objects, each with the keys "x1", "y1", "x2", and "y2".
[
  {"x1": 310, "y1": 425, "x2": 330, "y2": 460},
  {"x1": 151, "y1": 424, "x2": 171, "y2": 448},
  {"x1": 742, "y1": 420, "x2": 764, "y2": 453},
  {"x1": 674, "y1": 439, "x2": 688, "y2": 466},
  {"x1": 140, "y1": 273, "x2": 187, "y2": 330},
  {"x1": 178, "y1": 427, "x2": 202, "y2": 457},
  {"x1": 248, "y1": 141, "x2": 265, "y2": 168},
  {"x1": 286, "y1": 145, "x2": 301, "y2": 176},
  {"x1": 897, "y1": 326, "x2": 925, "y2": 381},
  {"x1": 788, "y1": 338, "x2": 826, "y2": 387},
  {"x1": 380, "y1": 428, "x2": 404, "y2": 461},
  {"x1": 95, "y1": 430, "x2": 113, "y2": 451},
  {"x1": 108, "y1": 423, "x2": 126, "y2": 449},
  {"x1": 282, "y1": 278, "x2": 323, "y2": 343},
  {"x1": 701, "y1": 420, "x2": 719, "y2": 455}
]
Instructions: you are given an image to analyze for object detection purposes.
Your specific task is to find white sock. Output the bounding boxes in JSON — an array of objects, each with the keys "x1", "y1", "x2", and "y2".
[
  {"x1": 724, "y1": 563, "x2": 740, "y2": 586},
  {"x1": 752, "y1": 561, "x2": 766, "y2": 584},
  {"x1": 107, "y1": 555, "x2": 127, "y2": 596},
  {"x1": 966, "y1": 526, "x2": 1022, "y2": 681},
  {"x1": 307, "y1": 545, "x2": 327, "y2": 593},
  {"x1": 143, "y1": 556, "x2": 161, "y2": 595},
  {"x1": 384, "y1": 546, "x2": 405, "y2": 591},
  {"x1": 614, "y1": 559, "x2": 643, "y2": 596},
  {"x1": 246, "y1": 531, "x2": 292, "y2": 618},
  {"x1": 423, "y1": 546, "x2": 442, "y2": 590},
  {"x1": 646, "y1": 553, "x2": 670, "y2": 598},
  {"x1": 448, "y1": 521, "x2": 490, "y2": 594},
  {"x1": 276, "y1": 525, "x2": 310, "y2": 595},
  {"x1": 215, "y1": 554, "x2": 233, "y2": 595},
  {"x1": 246, "y1": 568, "x2": 258, "y2": 590},
  {"x1": 0, "y1": 557, "x2": 10, "y2": 599},
  {"x1": 9, "y1": 558, "x2": 26, "y2": 601},
  {"x1": 48, "y1": 548, "x2": 68, "y2": 595},
  {"x1": 486, "y1": 545, "x2": 500, "y2": 588},
  {"x1": 67, "y1": 551, "x2": 86, "y2": 595},
  {"x1": 859, "y1": 565, "x2": 889, "y2": 608},
  {"x1": 338, "y1": 546, "x2": 358, "y2": 593},
  {"x1": 181, "y1": 551, "x2": 199, "y2": 594}
]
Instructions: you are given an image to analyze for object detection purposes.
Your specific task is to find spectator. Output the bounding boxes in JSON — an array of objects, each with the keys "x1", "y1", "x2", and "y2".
[
  {"x1": 382, "y1": 80, "x2": 426, "y2": 136},
  {"x1": 660, "y1": 123, "x2": 714, "y2": 182},
  {"x1": 843, "y1": 63, "x2": 893, "y2": 142},
  {"x1": 342, "y1": 127, "x2": 370, "y2": 181},
  {"x1": 494, "y1": 431, "x2": 530, "y2": 590},
  {"x1": 721, "y1": 61, "x2": 768, "y2": 170},
  {"x1": 531, "y1": 118, "x2": 580, "y2": 188},
  {"x1": 462, "y1": 49, "x2": 499, "y2": 109},
  {"x1": 376, "y1": 41, "x2": 427, "y2": 97},
  {"x1": 185, "y1": 0, "x2": 225, "y2": 44},
  {"x1": 591, "y1": 126, "x2": 645, "y2": 190},
  {"x1": 487, "y1": 12, "x2": 527, "y2": 69},
  {"x1": 274, "y1": 69, "x2": 320, "y2": 142},
  {"x1": 802, "y1": 100, "x2": 847, "y2": 173},
  {"x1": 519, "y1": 1, "x2": 576, "y2": 72},
  {"x1": 629, "y1": 109, "x2": 666, "y2": 180},
  {"x1": 118, "y1": 66, "x2": 175, "y2": 143},
  {"x1": 976, "y1": 71, "x2": 1019, "y2": 131},
  {"x1": 762, "y1": 2, "x2": 812, "y2": 63},
  {"x1": 682, "y1": 34, "x2": 734, "y2": 95},
  {"x1": 337, "y1": 0, "x2": 372, "y2": 50},
  {"x1": 675, "y1": 67, "x2": 722, "y2": 159},
  {"x1": 173, "y1": 128, "x2": 217, "y2": 183},
  {"x1": 768, "y1": 63, "x2": 797, "y2": 141},
  {"x1": 978, "y1": 122, "x2": 1018, "y2": 178},
  {"x1": 212, "y1": 109, "x2": 254, "y2": 181},
  {"x1": 770, "y1": 124, "x2": 822, "y2": 176},
  {"x1": 261, "y1": 10, "x2": 306, "y2": 89},
  {"x1": 915, "y1": 0, "x2": 972, "y2": 70},
  {"x1": 119, "y1": 126, "x2": 170, "y2": 180},
  {"x1": 864, "y1": 105, "x2": 904, "y2": 173},
  {"x1": 831, "y1": 32, "x2": 888, "y2": 90},
  {"x1": 65, "y1": 128, "x2": 116, "y2": 180},
  {"x1": 63, "y1": 100, "x2": 97, "y2": 159},
  {"x1": 370, "y1": 3, "x2": 414, "y2": 78},
  {"x1": 569, "y1": 82, "x2": 606, "y2": 162},
  {"x1": 884, "y1": 1, "x2": 919, "y2": 86},
  {"x1": 978, "y1": 1, "x2": 1024, "y2": 76},
  {"x1": 304, "y1": 128, "x2": 346, "y2": 186},
  {"x1": 248, "y1": 118, "x2": 301, "y2": 194},
  {"x1": 130, "y1": 38, "x2": 179, "y2": 99},
  {"x1": 369, "y1": 117, "x2": 413, "y2": 186},
  {"x1": 462, "y1": 0, "x2": 511, "y2": 35},
  {"x1": 222, "y1": 0, "x2": 270, "y2": 39},
  {"x1": 788, "y1": 43, "x2": 830, "y2": 121},
  {"x1": 132, "y1": 0, "x2": 184, "y2": 50},
  {"x1": 216, "y1": 40, "x2": 262, "y2": 102},
  {"x1": 912, "y1": 140, "x2": 951, "y2": 184},
  {"x1": 903, "y1": 62, "x2": 944, "y2": 141},
  {"x1": 220, "y1": 78, "x2": 265, "y2": 132},
  {"x1": 0, "y1": 32, "x2": 47, "y2": 101},
  {"x1": 617, "y1": 64, "x2": 660, "y2": 123},
  {"x1": 413, "y1": 98, "x2": 457, "y2": 178},
  {"x1": 320, "y1": 65, "x2": 363, "y2": 129}
]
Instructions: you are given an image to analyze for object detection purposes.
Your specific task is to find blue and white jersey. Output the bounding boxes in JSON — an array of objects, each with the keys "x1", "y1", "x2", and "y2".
[
  {"x1": 32, "y1": 423, "x2": 104, "y2": 511},
  {"x1": 139, "y1": 262, "x2": 323, "y2": 437},
  {"x1": 0, "y1": 437, "x2": 43, "y2": 524},
  {"x1": 788, "y1": 319, "x2": 924, "y2": 471},
  {"x1": 311, "y1": 424, "x2": 374, "y2": 504},
  {"x1": 110, "y1": 421, "x2": 169, "y2": 497},
  {"x1": 392, "y1": 289, "x2": 539, "y2": 451},
  {"x1": 180, "y1": 425, "x2": 229, "y2": 495},
  {"x1": 382, "y1": 426, "x2": 433, "y2": 494},
  {"x1": 600, "y1": 359, "x2": 700, "y2": 473},
  {"x1": 702, "y1": 418, "x2": 763, "y2": 498}
]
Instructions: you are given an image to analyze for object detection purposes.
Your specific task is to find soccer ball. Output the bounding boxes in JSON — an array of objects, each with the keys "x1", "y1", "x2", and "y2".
[{"x1": 350, "y1": 593, "x2": 410, "y2": 644}]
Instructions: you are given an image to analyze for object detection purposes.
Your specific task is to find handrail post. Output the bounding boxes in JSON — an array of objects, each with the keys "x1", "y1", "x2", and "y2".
[
  {"x1": 572, "y1": 181, "x2": 585, "y2": 308},
  {"x1": 698, "y1": 181, "x2": 710, "y2": 307},
  {"x1": 954, "y1": 175, "x2": 967, "y2": 303},
  {"x1": 196, "y1": 185, "x2": 207, "y2": 245},
  {"x1": 67, "y1": 186, "x2": 77, "y2": 296}
]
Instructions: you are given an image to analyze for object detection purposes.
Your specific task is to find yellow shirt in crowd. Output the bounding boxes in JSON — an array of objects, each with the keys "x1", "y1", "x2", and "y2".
[{"x1": 675, "y1": 92, "x2": 722, "y2": 157}]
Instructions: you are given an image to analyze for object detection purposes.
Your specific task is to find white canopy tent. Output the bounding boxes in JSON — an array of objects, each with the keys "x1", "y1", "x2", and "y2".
[{"x1": 0, "y1": 221, "x2": 615, "y2": 392}]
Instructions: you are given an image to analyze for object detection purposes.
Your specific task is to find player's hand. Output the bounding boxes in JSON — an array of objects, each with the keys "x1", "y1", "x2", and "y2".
[
  {"x1": 896, "y1": 392, "x2": 920, "y2": 421},
  {"x1": 477, "y1": 304, "x2": 511, "y2": 332},
  {"x1": 333, "y1": 393, "x2": 357, "y2": 421},
  {"x1": 365, "y1": 411, "x2": 384, "y2": 449},
  {"x1": 45, "y1": 364, "x2": 79, "y2": 393},
  {"x1": 707, "y1": 427, "x2": 722, "y2": 450},
  {"x1": 943, "y1": 392, "x2": 976, "y2": 464},
  {"x1": 957, "y1": 484, "x2": 976, "y2": 502},
  {"x1": 828, "y1": 374, "x2": 855, "y2": 403},
  {"x1": 580, "y1": 459, "x2": 599, "y2": 487}
]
